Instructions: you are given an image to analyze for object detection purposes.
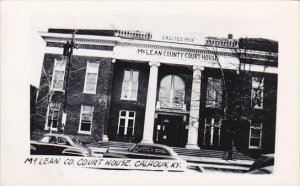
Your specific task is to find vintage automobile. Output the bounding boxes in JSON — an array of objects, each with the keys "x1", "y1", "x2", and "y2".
[
  {"x1": 248, "y1": 154, "x2": 274, "y2": 174},
  {"x1": 30, "y1": 134, "x2": 91, "y2": 156},
  {"x1": 103, "y1": 143, "x2": 182, "y2": 160},
  {"x1": 102, "y1": 143, "x2": 205, "y2": 172}
]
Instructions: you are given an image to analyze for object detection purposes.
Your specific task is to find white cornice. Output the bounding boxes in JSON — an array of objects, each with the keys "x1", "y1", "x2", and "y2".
[{"x1": 40, "y1": 32, "x2": 277, "y2": 58}]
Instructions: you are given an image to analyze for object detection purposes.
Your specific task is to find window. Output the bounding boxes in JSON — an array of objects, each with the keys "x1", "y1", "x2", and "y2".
[
  {"x1": 40, "y1": 136, "x2": 56, "y2": 143},
  {"x1": 117, "y1": 110, "x2": 136, "y2": 136},
  {"x1": 159, "y1": 75, "x2": 185, "y2": 104},
  {"x1": 153, "y1": 147, "x2": 170, "y2": 155},
  {"x1": 206, "y1": 77, "x2": 222, "y2": 107},
  {"x1": 83, "y1": 61, "x2": 99, "y2": 94},
  {"x1": 203, "y1": 118, "x2": 222, "y2": 146},
  {"x1": 51, "y1": 58, "x2": 66, "y2": 91},
  {"x1": 45, "y1": 103, "x2": 60, "y2": 131},
  {"x1": 57, "y1": 137, "x2": 67, "y2": 145},
  {"x1": 249, "y1": 121, "x2": 263, "y2": 149},
  {"x1": 78, "y1": 105, "x2": 94, "y2": 134},
  {"x1": 121, "y1": 69, "x2": 139, "y2": 100},
  {"x1": 251, "y1": 76, "x2": 264, "y2": 109},
  {"x1": 132, "y1": 145, "x2": 151, "y2": 154}
]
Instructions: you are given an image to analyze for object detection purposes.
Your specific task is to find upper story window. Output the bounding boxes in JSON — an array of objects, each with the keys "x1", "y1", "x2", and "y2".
[
  {"x1": 159, "y1": 75, "x2": 185, "y2": 104},
  {"x1": 121, "y1": 69, "x2": 139, "y2": 101},
  {"x1": 206, "y1": 77, "x2": 222, "y2": 108},
  {"x1": 251, "y1": 76, "x2": 264, "y2": 109},
  {"x1": 83, "y1": 61, "x2": 99, "y2": 94},
  {"x1": 45, "y1": 102, "x2": 60, "y2": 131},
  {"x1": 51, "y1": 58, "x2": 66, "y2": 91},
  {"x1": 117, "y1": 110, "x2": 136, "y2": 136},
  {"x1": 78, "y1": 105, "x2": 94, "y2": 134}
]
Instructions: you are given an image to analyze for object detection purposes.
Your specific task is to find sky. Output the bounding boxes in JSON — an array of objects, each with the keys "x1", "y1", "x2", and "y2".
[{"x1": 22, "y1": 1, "x2": 298, "y2": 87}]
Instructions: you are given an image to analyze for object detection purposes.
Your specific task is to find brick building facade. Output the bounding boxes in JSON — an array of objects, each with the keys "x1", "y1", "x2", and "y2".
[{"x1": 32, "y1": 29, "x2": 278, "y2": 157}]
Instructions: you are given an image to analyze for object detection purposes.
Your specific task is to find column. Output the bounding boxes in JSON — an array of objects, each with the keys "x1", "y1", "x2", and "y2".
[
  {"x1": 185, "y1": 66, "x2": 204, "y2": 149},
  {"x1": 141, "y1": 62, "x2": 160, "y2": 144}
]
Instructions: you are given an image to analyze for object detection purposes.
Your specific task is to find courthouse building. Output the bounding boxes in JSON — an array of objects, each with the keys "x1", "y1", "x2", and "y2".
[{"x1": 32, "y1": 29, "x2": 278, "y2": 156}]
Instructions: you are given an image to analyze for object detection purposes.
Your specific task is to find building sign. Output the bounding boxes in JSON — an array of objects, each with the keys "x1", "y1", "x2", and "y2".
[
  {"x1": 161, "y1": 35, "x2": 195, "y2": 43},
  {"x1": 137, "y1": 48, "x2": 218, "y2": 62},
  {"x1": 151, "y1": 32, "x2": 205, "y2": 45}
]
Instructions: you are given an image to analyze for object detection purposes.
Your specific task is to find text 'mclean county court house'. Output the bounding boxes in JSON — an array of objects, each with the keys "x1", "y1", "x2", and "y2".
[{"x1": 31, "y1": 29, "x2": 278, "y2": 156}]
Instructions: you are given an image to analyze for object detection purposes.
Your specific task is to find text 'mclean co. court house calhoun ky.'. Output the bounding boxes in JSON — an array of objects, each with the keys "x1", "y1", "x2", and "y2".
[{"x1": 31, "y1": 29, "x2": 278, "y2": 157}]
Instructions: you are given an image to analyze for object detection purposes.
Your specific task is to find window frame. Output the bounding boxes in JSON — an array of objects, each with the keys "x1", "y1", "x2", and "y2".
[
  {"x1": 78, "y1": 105, "x2": 94, "y2": 135},
  {"x1": 121, "y1": 69, "x2": 139, "y2": 101},
  {"x1": 50, "y1": 58, "x2": 67, "y2": 92},
  {"x1": 249, "y1": 121, "x2": 263, "y2": 149},
  {"x1": 251, "y1": 76, "x2": 264, "y2": 109},
  {"x1": 206, "y1": 77, "x2": 222, "y2": 108},
  {"x1": 117, "y1": 110, "x2": 136, "y2": 136},
  {"x1": 83, "y1": 61, "x2": 100, "y2": 94},
  {"x1": 159, "y1": 75, "x2": 185, "y2": 104},
  {"x1": 44, "y1": 103, "x2": 61, "y2": 131}
]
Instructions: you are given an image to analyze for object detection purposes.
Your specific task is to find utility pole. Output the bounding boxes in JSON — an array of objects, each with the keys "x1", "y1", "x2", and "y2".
[{"x1": 59, "y1": 29, "x2": 78, "y2": 133}]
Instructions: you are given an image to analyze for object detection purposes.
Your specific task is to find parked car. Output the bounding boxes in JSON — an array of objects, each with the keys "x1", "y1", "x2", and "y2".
[
  {"x1": 103, "y1": 143, "x2": 182, "y2": 160},
  {"x1": 248, "y1": 154, "x2": 274, "y2": 174},
  {"x1": 30, "y1": 134, "x2": 91, "y2": 156}
]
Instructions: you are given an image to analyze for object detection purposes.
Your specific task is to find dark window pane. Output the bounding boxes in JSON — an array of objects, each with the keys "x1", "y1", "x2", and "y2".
[
  {"x1": 52, "y1": 121, "x2": 58, "y2": 128},
  {"x1": 250, "y1": 138, "x2": 260, "y2": 147},
  {"x1": 119, "y1": 119, "x2": 125, "y2": 127},
  {"x1": 136, "y1": 146, "x2": 151, "y2": 154},
  {"x1": 153, "y1": 148, "x2": 169, "y2": 155},
  {"x1": 81, "y1": 122, "x2": 91, "y2": 131},
  {"x1": 129, "y1": 112, "x2": 135, "y2": 117},
  {"x1": 127, "y1": 128, "x2": 133, "y2": 136},
  {"x1": 251, "y1": 129, "x2": 261, "y2": 138},
  {"x1": 118, "y1": 127, "x2": 125, "y2": 135},
  {"x1": 128, "y1": 119, "x2": 134, "y2": 127},
  {"x1": 58, "y1": 137, "x2": 67, "y2": 144},
  {"x1": 120, "y1": 111, "x2": 126, "y2": 116}
]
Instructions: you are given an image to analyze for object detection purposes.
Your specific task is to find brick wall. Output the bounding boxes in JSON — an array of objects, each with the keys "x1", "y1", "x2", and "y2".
[{"x1": 33, "y1": 53, "x2": 113, "y2": 143}]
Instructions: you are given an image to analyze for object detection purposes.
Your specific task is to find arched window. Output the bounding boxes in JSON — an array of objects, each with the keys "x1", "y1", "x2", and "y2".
[{"x1": 159, "y1": 75, "x2": 185, "y2": 105}]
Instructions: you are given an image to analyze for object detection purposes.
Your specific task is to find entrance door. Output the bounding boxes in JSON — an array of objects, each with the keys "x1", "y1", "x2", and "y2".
[{"x1": 153, "y1": 114, "x2": 186, "y2": 147}]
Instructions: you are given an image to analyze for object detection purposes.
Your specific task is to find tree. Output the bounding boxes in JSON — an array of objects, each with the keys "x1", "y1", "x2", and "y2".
[{"x1": 203, "y1": 37, "x2": 278, "y2": 159}]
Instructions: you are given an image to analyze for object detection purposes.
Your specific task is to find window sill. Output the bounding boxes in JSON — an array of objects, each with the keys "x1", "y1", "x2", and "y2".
[
  {"x1": 206, "y1": 105, "x2": 221, "y2": 109},
  {"x1": 249, "y1": 146, "x2": 261, "y2": 149},
  {"x1": 83, "y1": 91, "x2": 96, "y2": 95},
  {"x1": 44, "y1": 127, "x2": 58, "y2": 131},
  {"x1": 121, "y1": 98, "x2": 137, "y2": 101},
  {"x1": 50, "y1": 89, "x2": 65, "y2": 93},
  {"x1": 78, "y1": 131, "x2": 92, "y2": 135}
]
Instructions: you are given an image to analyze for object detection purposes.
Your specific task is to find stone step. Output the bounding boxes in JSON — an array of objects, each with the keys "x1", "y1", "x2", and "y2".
[{"x1": 88, "y1": 141, "x2": 253, "y2": 161}]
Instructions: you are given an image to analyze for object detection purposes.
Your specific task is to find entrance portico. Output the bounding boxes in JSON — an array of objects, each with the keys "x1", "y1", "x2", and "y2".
[{"x1": 141, "y1": 62, "x2": 204, "y2": 149}]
